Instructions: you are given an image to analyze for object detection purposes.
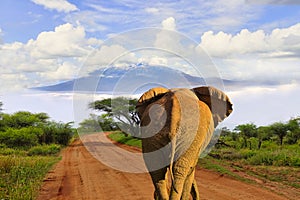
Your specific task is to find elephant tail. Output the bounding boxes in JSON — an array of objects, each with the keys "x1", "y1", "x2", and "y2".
[
  {"x1": 169, "y1": 138, "x2": 178, "y2": 194},
  {"x1": 168, "y1": 94, "x2": 181, "y2": 194}
]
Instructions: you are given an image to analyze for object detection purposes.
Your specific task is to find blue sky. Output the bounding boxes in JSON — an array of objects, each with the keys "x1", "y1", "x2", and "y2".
[
  {"x1": 1, "y1": 0, "x2": 300, "y2": 43},
  {"x1": 1, "y1": 0, "x2": 300, "y2": 128}
]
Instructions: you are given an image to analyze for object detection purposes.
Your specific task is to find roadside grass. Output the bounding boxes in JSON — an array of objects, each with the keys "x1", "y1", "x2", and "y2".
[
  {"x1": 208, "y1": 146, "x2": 300, "y2": 167},
  {"x1": 202, "y1": 147, "x2": 300, "y2": 190},
  {"x1": 27, "y1": 144, "x2": 61, "y2": 156},
  {"x1": 244, "y1": 165, "x2": 300, "y2": 189},
  {"x1": 108, "y1": 131, "x2": 142, "y2": 148},
  {"x1": 0, "y1": 154, "x2": 60, "y2": 200},
  {"x1": 200, "y1": 155, "x2": 300, "y2": 188},
  {"x1": 198, "y1": 156, "x2": 254, "y2": 183},
  {"x1": 0, "y1": 143, "x2": 65, "y2": 200}
]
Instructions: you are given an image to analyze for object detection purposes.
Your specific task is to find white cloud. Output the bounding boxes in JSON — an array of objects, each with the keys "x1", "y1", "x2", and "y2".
[
  {"x1": 29, "y1": 23, "x2": 89, "y2": 59},
  {"x1": 84, "y1": 44, "x2": 137, "y2": 70},
  {"x1": 0, "y1": 23, "x2": 105, "y2": 92},
  {"x1": 225, "y1": 83, "x2": 300, "y2": 129},
  {"x1": 148, "y1": 56, "x2": 168, "y2": 66},
  {"x1": 64, "y1": 11, "x2": 108, "y2": 33},
  {"x1": 154, "y1": 17, "x2": 183, "y2": 52},
  {"x1": 198, "y1": 23, "x2": 300, "y2": 58},
  {"x1": 31, "y1": 0, "x2": 78, "y2": 13},
  {"x1": 0, "y1": 28, "x2": 3, "y2": 44},
  {"x1": 144, "y1": 7, "x2": 159, "y2": 14},
  {"x1": 64, "y1": 0, "x2": 262, "y2": 40},
  {"x1": 0, "y1": 74, "x2": 29, "y2": 91},
  {"x1": 194, "y1": 23, "x2": 300, "y2": 87},
  {"x1": 38, "y1": 61, "x2": 79, "y2": 81},
  {"x1": 1, "y1": 16, "x2": 299, "y2": 97},
  {"x1": 161, "y1": 17, "x2": 176, "y2": 31}
]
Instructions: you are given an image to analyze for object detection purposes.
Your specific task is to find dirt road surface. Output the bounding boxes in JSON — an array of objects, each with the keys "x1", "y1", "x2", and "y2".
[{"x1": 37, "y1": 133, "x2": 288, "y2": 200}]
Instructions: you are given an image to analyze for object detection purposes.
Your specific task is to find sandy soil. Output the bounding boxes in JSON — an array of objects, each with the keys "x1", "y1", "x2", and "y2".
[{"x1": 37, "y1": 133, "x2": 288, "y2": 200}]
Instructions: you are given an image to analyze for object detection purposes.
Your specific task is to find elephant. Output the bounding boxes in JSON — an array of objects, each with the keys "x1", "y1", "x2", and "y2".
[{"x1": 136, "y1": 86, "x2": 233, "y2": 200}]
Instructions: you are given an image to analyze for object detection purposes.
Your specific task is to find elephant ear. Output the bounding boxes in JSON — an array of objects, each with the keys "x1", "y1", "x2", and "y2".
[
  {"x1": 192, "y1": 86, "x2": 233, "y2": 127},
  {"x1": 136, "y1": 87, "x2": 169, "y2": 119}
]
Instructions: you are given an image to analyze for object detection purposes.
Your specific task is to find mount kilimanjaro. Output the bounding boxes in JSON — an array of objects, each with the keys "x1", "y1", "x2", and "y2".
[{"x1": 33, "y1": 64, "x2": 233, "y2": 94}]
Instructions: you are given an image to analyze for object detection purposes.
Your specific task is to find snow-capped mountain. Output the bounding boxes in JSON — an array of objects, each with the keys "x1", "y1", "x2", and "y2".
[{"x1": 33, "y1": 64, "x2": 232, "y2": 94}]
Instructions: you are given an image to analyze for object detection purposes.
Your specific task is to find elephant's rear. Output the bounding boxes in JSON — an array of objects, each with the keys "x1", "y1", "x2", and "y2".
[
  {"x1": 136, "y1": 86, "x2": 233, "y2": 200},
  {"x1": 140, "y1": 88, "x2": 214, "y2": 171}
]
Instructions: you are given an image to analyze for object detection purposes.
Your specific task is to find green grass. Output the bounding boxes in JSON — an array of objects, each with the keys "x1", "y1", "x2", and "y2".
[
  {"x1": 246, "y1": 165, "x2": 300, "y2": 189},
  {"x1": 27, "y1": 144, "x2": 61, "y2": 156},
  {"x1": 108, "y1": 131, "x2": 142, "y2": 148},
  {"x1": 0, "y1": 144, "x2": 61, "y2": 200},
  {"x1": 208, "y1": 145, "x2": 300, "y2": 167},
  {"x1": 198, "y1": 156, "x2": 253, "y2": 183},
  {"x1": 0, "y1": 155, "x2": 60, "y2": 200}
]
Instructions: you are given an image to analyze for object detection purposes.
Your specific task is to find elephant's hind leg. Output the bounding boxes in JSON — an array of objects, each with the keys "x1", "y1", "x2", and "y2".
[
  {"x1": 169, "y1": 165, "x2": 189, "y2": 200},
  {"x1": 150, "y1": 168, "x2": 169, "y2": 200},
  {"x1": 180, "y1": 167, "x2": 198, "y2": 200}
]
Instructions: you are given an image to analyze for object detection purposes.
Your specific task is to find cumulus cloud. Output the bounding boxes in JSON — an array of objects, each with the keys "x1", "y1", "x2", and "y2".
[
  {"x1": 38, "y1": 61, "x2": 79, "y2": 81},
  {"x1": 154, "y1": 17, "x2": 183, "y2": 53},
  {"x1": 0, "y1": 74, "x2": 29, "y2": 91},
  {"x1": 195, "y1": 23, "x2": 300, "y2": 88},
  {"x1": 31, "y1": 0, "x2": 78, "y2": 13},
  {"x1": 0, "y1": 23, "x2": 92, "y2": 72},
  {"x1": 84, "y1": 44, "x2": 137, "y2": 70},
  {"x1": 226, "y1": 83, "x2": 300, "y2": 128},
  {"x1": 0, "y1": 23, "x2": 104, "y2": 92},
  {"x1": 29, "y1": 23, "x2": 89, "y2": 59},
  {"x1": 198, "y1": 23, "x2": 300, "y2": 58},
  {"x1": 161, "y1": 17, "x2": 176, "y2": 31}
]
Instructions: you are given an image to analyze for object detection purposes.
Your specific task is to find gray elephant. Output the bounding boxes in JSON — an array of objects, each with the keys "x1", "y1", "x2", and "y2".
[{"x1": 136, "y1": 86, "x2": 233, "y2": 200}]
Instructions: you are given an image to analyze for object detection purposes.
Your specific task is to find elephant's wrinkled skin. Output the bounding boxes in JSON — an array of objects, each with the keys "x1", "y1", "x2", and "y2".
[{"x1": 136, "y1": 86, "x2": 233, "y2": 200}]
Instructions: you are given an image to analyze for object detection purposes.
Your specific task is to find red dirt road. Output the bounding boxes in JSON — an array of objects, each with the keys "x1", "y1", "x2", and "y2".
[{"x1": 37, "y1": 133, "x2": 288, "y2": 200}]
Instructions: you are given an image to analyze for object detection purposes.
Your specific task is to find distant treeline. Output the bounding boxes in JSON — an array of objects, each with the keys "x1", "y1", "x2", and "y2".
[
  {"x1": 0, "y1": 102, "x2": 75, "y2": 149},
  {"x1": 219, "y1": 118, "x2": 300, "y2": 150}
]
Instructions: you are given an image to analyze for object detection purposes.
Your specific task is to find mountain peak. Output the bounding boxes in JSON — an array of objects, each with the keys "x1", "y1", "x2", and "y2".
[{"x1": 33, "y1": 65, "x2": 207, "y2": 94}]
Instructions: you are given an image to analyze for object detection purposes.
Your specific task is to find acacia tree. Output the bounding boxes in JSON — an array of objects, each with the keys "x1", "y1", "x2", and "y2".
[
  {"x1": 257, "y1": 126, "x2": 272, "y2": 149},
  {"x1": 90, "y1": 97, "x2": 139, "y2": 136},
  {"x1": 286, "y1": 117, "x2": 300, "y2": 144},
  {"x1": 78, "y1": 114, "x2": 118, "y2": 133},
  {"x1": 234, "y1": 123, "x2": 257, "y2": 149},
  {"x1": 270, "y1": 122, "x2": 289, "y2": 146}
]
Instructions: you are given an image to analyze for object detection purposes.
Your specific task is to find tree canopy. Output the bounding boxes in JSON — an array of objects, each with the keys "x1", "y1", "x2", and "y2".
[
  {"x1": 0, "y1": 104, "x2": 75, "y2": 148},
  {"x1": 89, "y1": 97, "x2": 139, "y2": 136},
  {"x1": 220, "y1": 118, "x2": 300, "y2": 149}
]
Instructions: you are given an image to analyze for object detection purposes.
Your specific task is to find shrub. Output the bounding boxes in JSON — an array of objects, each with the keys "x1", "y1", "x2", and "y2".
[
  {"x1": 260, "y1": 140, "x2": 278, "y2": 150},
  {"x1": 0, "y1": 127, "x2": 42, "y2": 148},
  {"x1": 39, "y1": 122, "x2": 74, "y2": 145},
  {"x1": 28, "y1": 144, "x2": 61, "y2": 156},
  {"x1": 247, "y1": 149, "x2": 300, "y2": 166},
  {"x1": 0, "y1": 148, "x2": 17, "y2": 155},
  {"x1": 209, "y1": 148, "x2": 256, "y2": 160}
]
